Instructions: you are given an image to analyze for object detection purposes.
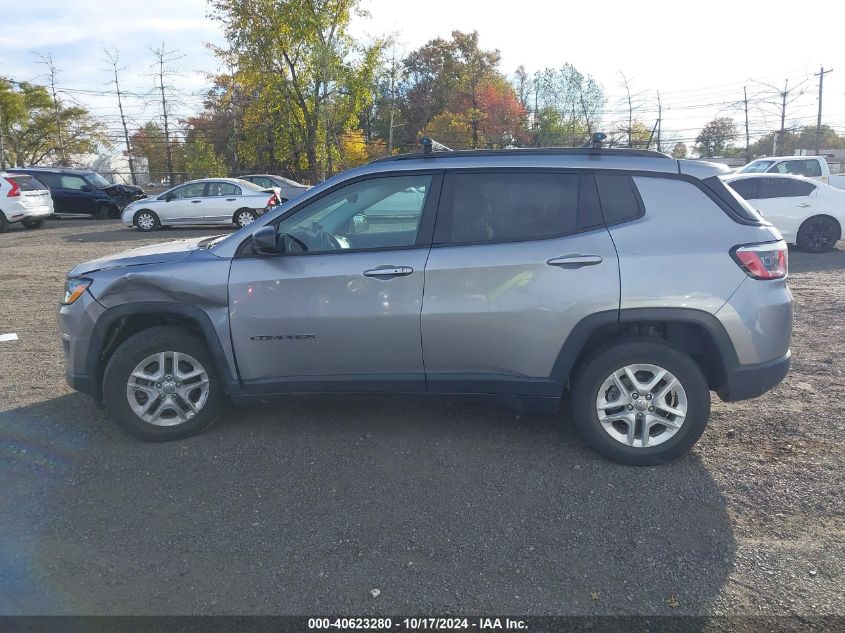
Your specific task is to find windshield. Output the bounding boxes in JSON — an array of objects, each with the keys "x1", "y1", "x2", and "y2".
[
  {"x1": 88, "y1": 172, "x2": 112, "y2": 188},
  {"x1": 737, "y1": 160, "x2": 775, "y2": 174}
]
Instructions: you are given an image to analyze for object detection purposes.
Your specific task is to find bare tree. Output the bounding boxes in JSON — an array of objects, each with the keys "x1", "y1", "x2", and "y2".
[
  {"x1": 754, "y1": 77, "x2": 808, "y2": 155},
  {"x1": 104, "y1": 48, "x2": 137, "y2": 184},
  {"x1": 35, "y1": 52, "x2": 67, "y2": 165},
  {"x1": 149, "y1": 44, "x2": 183, "y2": 186},
  {"x1": 618, "y1": 72, "x2": 646, "y2": 148}
]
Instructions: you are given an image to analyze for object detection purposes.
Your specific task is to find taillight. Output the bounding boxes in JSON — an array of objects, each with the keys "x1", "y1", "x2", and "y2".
[
  {"x1": 4, "y1": 177, "x2": 20, "y2": 197},
  {"x1": 266, "y1": 194, "x2": 278, "y2": 207},
  {"x1": 731, "y1": 241, "x2": 788, "y2": 280}
]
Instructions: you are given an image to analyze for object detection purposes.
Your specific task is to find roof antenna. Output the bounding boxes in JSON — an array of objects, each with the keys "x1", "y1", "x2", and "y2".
[
  {"x1": 420, "y1": 136, "x2": 453, "y2": 154},
  {"x1": 581, "y1": 132, "x2": 607, "y2": 149}
]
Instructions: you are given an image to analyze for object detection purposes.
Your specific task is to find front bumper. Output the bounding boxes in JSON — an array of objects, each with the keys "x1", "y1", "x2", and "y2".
[
  {"x1": 718, "y1": 351, "x2": 791, "y2": 402},
  {"x1": 59, "y1": 290, "x2": 106, "y2": 399}
]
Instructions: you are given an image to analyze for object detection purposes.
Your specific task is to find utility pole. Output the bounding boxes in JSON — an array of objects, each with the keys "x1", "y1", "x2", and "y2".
[
  {"x1": 0, "y1": 105, "x2": 5, "y2": 169},
  {"x1": 37, "y1": 53, "x2": 67, "y2": 165},
  {"x1": 105, "y1": 49, "x2": 137, "y2": 185},
  {"x1": 743, "y1": 86, "x2": 750, "y2": 163},
  {"x1": 775, "y1": 80, "x2": 787, "y2": 155},
  {"x1": 656, "y1": 91, "x2": 662, "y2": 153},
  {"x1": 387, "y1": 49, "x2": 396, "y2": 155},
  {"x1": 814, "y1": 66, "x2": 833, "y2": 156}
]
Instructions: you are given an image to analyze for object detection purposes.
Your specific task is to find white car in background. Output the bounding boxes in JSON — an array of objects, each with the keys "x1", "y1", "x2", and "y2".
[
  {"x1": 121, "y1": 178, "x2": 280, "y2": 231},
  {"x1": 735, "y1": 155, "x2": 845, "y2": 189},
  {"x1": 723, "y1": 173, "x2": 845, "y2": 252},
  {"x1": 238, "y1": 174, "x2": 311, "y2": 201},
  {"x1": 0, "y1": 172, "x2": 54, "y2": 232}
]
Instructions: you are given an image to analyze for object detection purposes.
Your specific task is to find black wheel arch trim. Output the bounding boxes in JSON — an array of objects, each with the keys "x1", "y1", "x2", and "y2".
[
  {"x1": 83, "y1": 302, "x2": 240, "y2": 403},
  {"x1": 550, "y1": 307, "x2": 739, "y2": 390}
]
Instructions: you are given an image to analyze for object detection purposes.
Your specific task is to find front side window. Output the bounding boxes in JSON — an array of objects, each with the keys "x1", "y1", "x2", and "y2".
[
  {"x1": 737, "y1": 160, "x2": 774, "y2": 174},
  {"x1": 60, "y1": 175, "x2": 88, "y2": 190},
  {"x1": 207, "y1": 182, "x2": 240, "y2": 196},
  {"x1": 273, "y1": 174, "x2": 432, "y2": 254},
  {"x1": 756, "y1": 177, "x2": 798, "y2": 199},
  {"x1": 169, "y1": 183, "x2": 207, "y2": 199},
  {"x1": 437, "y1": 172, "x2": 597, "y2": 244}
]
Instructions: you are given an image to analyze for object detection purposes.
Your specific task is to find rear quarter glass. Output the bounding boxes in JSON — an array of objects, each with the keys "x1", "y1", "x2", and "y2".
[{"x1": 7, "y1": 175, "x2": 48, "y2": 191}]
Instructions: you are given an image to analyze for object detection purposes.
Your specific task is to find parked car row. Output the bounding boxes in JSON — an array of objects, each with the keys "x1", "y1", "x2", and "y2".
[{"x1": 722, "y1": 173, "x2": 845, "y2": 252}]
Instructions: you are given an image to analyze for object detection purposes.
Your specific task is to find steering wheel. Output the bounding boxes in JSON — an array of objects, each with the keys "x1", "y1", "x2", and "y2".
[
  {"x1": 314, "y1": 228, "x2": 342, "y2": 251},
  {"x1": 279, "y1": 231, "x2": 310, "y2": 252}
]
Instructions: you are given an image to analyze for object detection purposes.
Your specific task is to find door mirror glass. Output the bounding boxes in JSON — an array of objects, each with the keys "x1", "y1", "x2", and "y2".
[{"x1": 252, "y1": 225, "x2": 279, "y2": 254}]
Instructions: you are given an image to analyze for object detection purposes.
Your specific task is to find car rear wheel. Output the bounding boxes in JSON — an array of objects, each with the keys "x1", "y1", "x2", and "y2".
[
  {"x1": 234, "y1": 208, "x2": 257, "y2": 228},
  {"x1": 796, "y1": 215, "x2": 841, "y2": 253},
  {"x1": 22, "y1": 219, "x2": 45, "y2": 229},
  {"x1": 571, "y1": 339, "x2": 710, "y2": 466},
  {"x1": 102, "y1": 326, "x2": 224, "y2": 441},
  {"x1": 133, "y1": 209, "x2": 160, "y2": 232}
]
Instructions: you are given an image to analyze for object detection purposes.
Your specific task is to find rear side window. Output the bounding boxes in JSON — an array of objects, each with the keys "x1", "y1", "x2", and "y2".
[
  {"x1": 27, "y1": 172, "x2": 60, "y2": 188},
  {"x1": 756, "y1": 177, "x2": 813, "y2": 199},
  {"x1": 726, "y1": 179, "x2": 758, "y2": 200},
  {"x1": 7, "y1": 175, "x2": 47, "y2": 191},
  {"x1": 207, "y1": 182, "x2": 240, "y2": 196},
  {"x1": 595, "y1": 174, "x2": 644, "y2": 225},
  {"x1": 436, "y1": 172, "x2": 601, "y2": 245}
]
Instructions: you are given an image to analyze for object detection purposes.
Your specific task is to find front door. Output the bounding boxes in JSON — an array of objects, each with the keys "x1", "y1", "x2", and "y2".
[
  {"x1": 228, "y1": 172, "x2": 441, "y2": 393},
  {"x1": 421, "y1": 170, "x2": 620, "y2": 397},
  {"x1": 162, "y1": 182, "x2": 207, "y2": 223}
]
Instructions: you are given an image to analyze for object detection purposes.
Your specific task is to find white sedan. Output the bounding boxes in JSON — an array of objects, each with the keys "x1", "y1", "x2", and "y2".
[
  {"x1": 723, "y1": 173, "x2": 844, "y2": 252},
  {"x1": 121, "y1": 178, "x2": 279, "y2": 231}
]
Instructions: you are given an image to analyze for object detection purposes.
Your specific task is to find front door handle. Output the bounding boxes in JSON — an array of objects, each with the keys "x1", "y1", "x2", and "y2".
[
  {"x1": 363, "y1": 266, "x2": 414, "y2": 278},
  {"x1": 191, "y1": 200, "x2": 202, "y2": 204},
  {"x1": 226, "y1": 198, "x2": 237, "y2": 201},
  {"x1": 547, "y1": 254, "x2": 603, "y2": 268},
  {"x1": 797, "y1": 203, "x2": 811, "y2": 208}
]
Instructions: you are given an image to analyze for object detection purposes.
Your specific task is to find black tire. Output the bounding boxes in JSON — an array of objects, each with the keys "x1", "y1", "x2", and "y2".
[
  {"x1": 570, "y1": 339, "x2": 711, "y2": 466},
  {"x1": 796, "y1": 215, "x2": 841, "y2": 253},
  {"x1": 102, "y1": 326, "x2": 224, "y2": 442},
  {"x1": 0, "y1": 212, "x2": 8, "y2": 233},
  {"x1": 233, "y1": 208, "x2": 258, "y2": 228},
  {"x1": 95, "y1": 203, "x2": 116, "y2": 220},
  {"x1": 133, "y1": 209, "x2": 160, "y2": 232},
  {"x1": 21, "y1": 218, "x2": 45, "y2": 229}
]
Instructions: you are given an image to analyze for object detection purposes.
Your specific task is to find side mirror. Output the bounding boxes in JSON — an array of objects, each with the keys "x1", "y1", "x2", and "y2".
[
  {"x1": 165, "y1": 194, "x2": 175, "y2": 202},
  {"x1": 252, "y1": 225, "x2": 279, "y2": 254}
]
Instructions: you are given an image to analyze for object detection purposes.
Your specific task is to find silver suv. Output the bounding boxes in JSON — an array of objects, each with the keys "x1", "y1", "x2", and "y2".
[{"x1": 58, "y1": 147, "x2": 793, "y2": 465}]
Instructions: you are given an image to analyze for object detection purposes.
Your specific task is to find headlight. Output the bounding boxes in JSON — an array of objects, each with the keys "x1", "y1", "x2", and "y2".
[{"x1": 62, "y1": 277, "x2": 92, "y2": 305}]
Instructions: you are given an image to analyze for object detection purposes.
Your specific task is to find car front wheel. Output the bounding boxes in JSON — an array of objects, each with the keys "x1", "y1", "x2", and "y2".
[
  {"x1": 133, "y1": 209, "x2": 160, "y2": 231},
  {"x1": 571, "y1": 339, "x2": 710, "y2": 466},
  {"x1": 102, "y1": 326, "x2": 224, "y2": 441}
]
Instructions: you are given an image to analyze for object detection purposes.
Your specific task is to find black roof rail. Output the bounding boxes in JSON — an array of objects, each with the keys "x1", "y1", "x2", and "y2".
[{"x1": 369, "y1": 146, "x2": 673, "y2": 164}]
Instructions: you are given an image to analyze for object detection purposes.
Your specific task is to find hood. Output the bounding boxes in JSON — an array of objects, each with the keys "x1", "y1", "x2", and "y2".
[{"x1": 68, "y1": 237, "x2": 206, "y2": 276}]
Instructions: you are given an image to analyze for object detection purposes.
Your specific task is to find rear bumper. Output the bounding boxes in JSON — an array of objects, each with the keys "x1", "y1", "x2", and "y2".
[
  {"x1": 718, "y1": 351, "x2": 791, "y2": 402},
  {"x1": 4, "y1": 205, "x2": 53, "y2": 223}
]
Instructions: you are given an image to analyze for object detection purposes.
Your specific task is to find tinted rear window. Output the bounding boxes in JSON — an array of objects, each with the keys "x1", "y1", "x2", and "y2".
[
  {"x1": 595, "y1": 174, "x2": 644, "y2": 225},
  {"x1": 703, "y1": 176, "x2": 764, "y2": 224},
  {"x1": 437, "y1": 172, "x2": 601, "y2": 244},
  {"x1": 7, "y1": 175, "x2": 47, "y2": 191}
]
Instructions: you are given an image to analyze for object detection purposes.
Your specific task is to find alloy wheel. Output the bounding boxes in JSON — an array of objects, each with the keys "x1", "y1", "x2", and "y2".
[
  {"x1": 237, "y1": 211, "x2": 255, "y2": 227},
  {"x1": 136, "y1": 212, "x2": 155, "y2": 231},
  {"x1": 126, "y1": 351, "x2": 210, "y2": 426},
  {"x1": 595, "y1": 363, "x2": 687, "y2": 448}
]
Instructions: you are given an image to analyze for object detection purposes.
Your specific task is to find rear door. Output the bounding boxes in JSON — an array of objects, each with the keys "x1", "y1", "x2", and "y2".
[
  {"x1": 204, "y1": 181, "x2": 242, "y2": 222},
  {"x1": 31, "y1": 172, "x2": 70, "y2": 212},
  {"x1": 752, "y1": 177, "x2": 818, "y2": 241},
  {"x1": 421, "y1": 170, "x2": 619, "y2": 397}
]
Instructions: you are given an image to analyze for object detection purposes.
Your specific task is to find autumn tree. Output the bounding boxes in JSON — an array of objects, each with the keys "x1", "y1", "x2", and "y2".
[
  {"x1": 131, "y1": 121, "x2": 183, "y2": 183},
  {"x1": 671, "y1": 142, "x2": 688, "y2": 158},
  {"x1": 695, "y1": 117, "x2": 738, "y2": 158},
  {"x1": 209, "y1": 0, "x2": 382, "y2": 182},
  {"x1": 183, "y1": 137, "x2": 228, "y2": 179},
  {"x1": 0, "y1": 78, "x2": 107, "y2": 167}
]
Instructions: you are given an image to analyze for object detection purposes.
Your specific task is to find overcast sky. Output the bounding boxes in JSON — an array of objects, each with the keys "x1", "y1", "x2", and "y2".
[{"x1": 2, "y1": 0, "x2": 843, "y2": 149}]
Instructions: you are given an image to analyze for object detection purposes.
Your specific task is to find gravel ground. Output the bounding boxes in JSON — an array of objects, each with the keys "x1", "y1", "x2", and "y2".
[{"x1": 0, "y1": 217, "x2": 843, "y2": 625}]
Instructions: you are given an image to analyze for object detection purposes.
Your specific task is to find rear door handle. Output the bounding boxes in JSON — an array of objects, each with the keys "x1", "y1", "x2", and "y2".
[
  {"x1": 191, "y1": 200, "x2": 202, "y2": 204},
  {"x1": 547, "y1": 255, "x2": 603, "y2": 267},
  {"x1": 797, "y1": 203, "x2": 811, "y2": 208},
  {"x1": 363, "y1": 266, "x2": 414, "y2": 278},
  {"x1": 226, "y1": 198, "x2": 236, "y2": 201}
]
